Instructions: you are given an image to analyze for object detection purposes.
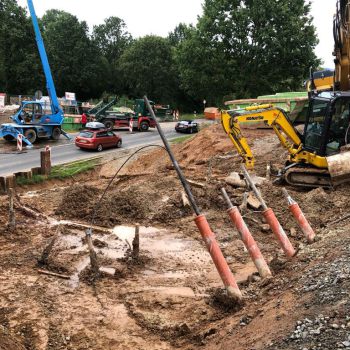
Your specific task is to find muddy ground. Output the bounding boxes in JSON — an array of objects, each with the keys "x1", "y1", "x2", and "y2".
[{"x1": 0, "y1": 124, "x2": 349, "y2": 350}]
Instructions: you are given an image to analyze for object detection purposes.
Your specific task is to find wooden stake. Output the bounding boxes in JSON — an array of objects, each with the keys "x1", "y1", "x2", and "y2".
[
  {"x1": 86, "y1": 229, "x2": 99, "y2": 274},
  {"x1": 38, "y1": 236, "x2": 58, "y2": 265},
  {"x1": 37, "y1": 269, "x2": 70, "y2": 279},
  {"x1": 8, "y1": 188, "x2": 16, "y2": 230},
  {"x1": 132, "y1": 225, "x2": 140, "y2": 258}
]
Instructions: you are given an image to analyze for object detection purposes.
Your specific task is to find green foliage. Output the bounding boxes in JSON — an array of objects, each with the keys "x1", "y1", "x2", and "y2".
[
  {"x1": 16, "y1": 174, "x2": 45, "y2": 185},
  {"x1": 170, "y1": 135, "x2": 195, "y2": 144},
  {"x1": 92, "y1": 17, "x2": 132, "y2": 94},
  {"x1": 49, "y1": 159, "x2": 100, "y2": 179},
  {"x1": 175, "y1": 0, "x2": 321, "y2": 105},
  {"x1": 15, "y1": 159, "x2": 99, "y2": 186},
  {"x1": 179, "y1": 113, "x2": 204, "y2": 121},
  {"x1": 0, "y1": 0, "x2": 43, "y2": 93},
  {"x1": 119, "y1": 35, "x2": 177, "y2": 103},
  {"x1": 0, "y1": 0, "x2": 322, "y2": 112},
  {"x1": 41, "y1": 10, "x2": 106, "y2": 99},
  {"x1": 93, "y1": 17, "x2": 132, "y2": 62}
]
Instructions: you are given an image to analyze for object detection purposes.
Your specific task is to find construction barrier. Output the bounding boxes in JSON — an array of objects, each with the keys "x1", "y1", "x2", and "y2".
[
  {"x1": 129, "y1": 118, "x2": 133, "y2": 133},
  {"x1": 263, "y1": 208, "x2": 296, "y2": 258},
  {"x1": 227, "y1": 206, "x2": 272, "y2": 278},
  {"x1": 195, "y1": 214, "x2": 243, "y2": 301},
  {"x1": 17, "y1": 134, "x2": 23, "y2": 152}
]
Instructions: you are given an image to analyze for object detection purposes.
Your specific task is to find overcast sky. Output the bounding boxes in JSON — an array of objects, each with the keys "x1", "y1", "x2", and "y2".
[{"x1": 18, "y1": 0, "x2": 336, "y2": 68}]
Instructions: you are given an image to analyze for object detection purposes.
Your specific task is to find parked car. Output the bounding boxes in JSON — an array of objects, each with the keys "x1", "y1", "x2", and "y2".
[
  {"x1": 75, "y1": 125, "x2": 122, "y2": 151},
  {"x1": 175, "y1": 120, "x2": 199, "y2": 134}
]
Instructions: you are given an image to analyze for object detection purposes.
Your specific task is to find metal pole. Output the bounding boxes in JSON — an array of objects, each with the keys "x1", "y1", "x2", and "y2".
[
  {"x1": 241, "y1": 165, "x2": 268, "y2": 210},
  {"x1": 221, "y1": 188, "x2": 234, "y2": 209},
  {"x1": 144, "y1": 96, "x2": 200, "y2": 215}
]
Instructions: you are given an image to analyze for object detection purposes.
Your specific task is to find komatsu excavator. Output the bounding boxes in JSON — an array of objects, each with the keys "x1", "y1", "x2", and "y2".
[{"x1": 222, "y1": 0, "x2": 350, "y2": 188}]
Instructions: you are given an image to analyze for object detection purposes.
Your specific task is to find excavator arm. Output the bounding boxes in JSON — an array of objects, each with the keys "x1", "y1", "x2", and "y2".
[
  {"x1": 221, "y1": 104, "x2": 329, "y2": 173},
  {"x1": 221, "y1": 104, "x2": 304, "y2": 169}
]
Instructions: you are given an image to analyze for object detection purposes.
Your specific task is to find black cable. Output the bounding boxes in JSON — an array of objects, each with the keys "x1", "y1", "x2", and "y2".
[{"x1": 89, "y1": 144, "x2": 166, "y2": 229}]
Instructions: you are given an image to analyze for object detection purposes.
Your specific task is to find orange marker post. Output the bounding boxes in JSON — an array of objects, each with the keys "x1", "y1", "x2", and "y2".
[
  {"x1": 241, "y1": 165, "x2": 296, "y2": 258},
  {"x1": 222, "y1": 188, "x2": 272, "y2": 278},
  {"x1": 195, "y1": 215, "x2": 243, "y2": 301},
  {"x1": 282, "y1": 188, "x2": 315, "y2": 243}
]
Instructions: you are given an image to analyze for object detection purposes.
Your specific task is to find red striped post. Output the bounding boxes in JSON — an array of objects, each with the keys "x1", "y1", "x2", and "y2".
[
  {"x1": 222, "y1": 188, "x2": 271, "y2": 278},
  {"x1": 195, "y1": 214, "x2": 243, "y2": 301},
  {"x1": 282, "y1": 188, "x2": 315, "y2": 243}
]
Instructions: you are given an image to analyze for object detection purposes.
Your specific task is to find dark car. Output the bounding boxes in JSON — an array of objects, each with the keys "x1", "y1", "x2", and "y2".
[
  {"x1": 175, "y1": 120, "x2": 199, "y2": 134},
  {"x1": 75, "y1": 128, "x2": 122, "y2": 151}
]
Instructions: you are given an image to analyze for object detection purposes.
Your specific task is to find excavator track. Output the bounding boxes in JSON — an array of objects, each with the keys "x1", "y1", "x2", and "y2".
[{"x1": 284, "y1": 167, "x2": 332, "y2": 188}]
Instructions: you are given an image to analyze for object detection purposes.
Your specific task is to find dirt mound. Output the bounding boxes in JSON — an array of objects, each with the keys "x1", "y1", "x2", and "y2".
[
  {"x1": 55, "y1": 184, "x2": 100, "y2": 219},
  {"x1": 126, "y1": 124, "x2": 277, "y2": 179}
]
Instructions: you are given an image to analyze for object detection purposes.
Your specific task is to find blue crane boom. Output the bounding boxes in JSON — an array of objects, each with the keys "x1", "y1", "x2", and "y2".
[{"x1": 27, "y1": 0, "x2": 61, "y2": 115}]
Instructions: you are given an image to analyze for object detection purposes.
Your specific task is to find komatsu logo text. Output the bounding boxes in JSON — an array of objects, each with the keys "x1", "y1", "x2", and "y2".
[{"x1": 246, "y1": 116, "x2": 264, "y2": 121}]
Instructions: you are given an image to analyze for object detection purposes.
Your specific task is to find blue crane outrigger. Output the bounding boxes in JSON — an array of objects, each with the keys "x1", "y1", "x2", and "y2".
[{"x1": 0, "y1": 0, "x2": 70, "y2": 147}]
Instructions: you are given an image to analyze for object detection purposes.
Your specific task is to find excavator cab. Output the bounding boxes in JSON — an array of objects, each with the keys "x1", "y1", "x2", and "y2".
[{"x1": 304, "y1": 92, "x2": 350, "y2": 156}]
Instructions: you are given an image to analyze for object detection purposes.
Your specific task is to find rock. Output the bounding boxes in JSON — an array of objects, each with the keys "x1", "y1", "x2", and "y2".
[
  {"x1": 247, "y1": 193, "x2": 262, "y2": 210},
  {"x1": 250, "y1": 174, "x2": 266, "y2": 187},
  {"x1": 342, "y1": 341, "x2": 350, "y2": 347},
  {"x1": 225, "y1": 172, "x2": 246, "y2": 187},
  {"x1": 260, "y1": 224, "x2": 270, "y2": 232},
  {"x1": 332, "y1": 323, "x2": 340, "y2": 329},
  {"x1": 225, "y1": 172, "x2": 265, "y2": 188},
  {"x1": 290, "y1": 227, "x2": 297, "y2": 237}
]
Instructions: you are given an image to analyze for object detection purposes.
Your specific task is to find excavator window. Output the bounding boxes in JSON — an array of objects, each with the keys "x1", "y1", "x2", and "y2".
[
  {"x1": 327, "y1": 98, "x2": 350, "y2": 153},
  {"x1": 304, "y1": 99, "x2": 329, "y2": 154}
]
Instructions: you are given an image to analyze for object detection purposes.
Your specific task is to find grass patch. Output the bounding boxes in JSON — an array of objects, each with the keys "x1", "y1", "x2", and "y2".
[
  {"x1": 16, "y1": 174, "x2": 46, "y2": 186},
  {"x1": 15, "y1": 158, "x2": 100, "y2": 186},
  {"x1": 49, "y1": 159, "x2": 100, "y2": 179},
  {"x1": 170, "y1": 135, "x2": 194, "y2": 144}
]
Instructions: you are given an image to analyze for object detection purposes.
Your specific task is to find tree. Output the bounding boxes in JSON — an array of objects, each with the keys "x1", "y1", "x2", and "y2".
[
  {"x1": 175, "y1": 0, "x2": 321, "y2": 105},
  {"x1": 41, "y1": 9, "x2": 106, "y2": 99},
  {"x1": 0, "y1": 0, "x2": 43, "y2": 94},
  {"x1": 93, "y1": 17, "x2": 132, "y2": 62},
  {"x1": 119, "y1": 35, "x2": 177, "y2": 103},
  {"x1": 92, "y1": 16, "x2": 132, "y2": 94},
  {"x1": 168, "y1": 23, "x2": 192, "y2": 47}
]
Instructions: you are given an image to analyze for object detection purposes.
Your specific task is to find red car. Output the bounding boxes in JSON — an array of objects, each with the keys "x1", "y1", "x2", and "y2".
[{"x1": 75, "y1": 128, "x2": 122, "y2": 151}]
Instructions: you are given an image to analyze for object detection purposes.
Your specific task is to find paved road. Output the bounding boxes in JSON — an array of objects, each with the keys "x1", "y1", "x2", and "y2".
[{"x1": 0, "y1": 122, "x2": 184, "y2": 176}]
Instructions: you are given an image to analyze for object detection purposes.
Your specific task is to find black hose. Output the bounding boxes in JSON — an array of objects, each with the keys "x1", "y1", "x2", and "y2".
[{"x1": 89, "y1": 144, "x2": 166, "y2": 229}]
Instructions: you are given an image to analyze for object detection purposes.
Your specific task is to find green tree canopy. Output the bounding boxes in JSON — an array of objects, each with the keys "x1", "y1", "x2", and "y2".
[
  {"x1": 0, "y1": 0, "x2": 42, "y2": 94},
  {"x1": 92, "y1": 16, "x2": 133, "y2": 95},
  {"x1": 41, "y1": 9, "x2": 106, "y2": 99},
  {"x1": 176, "y1": 0, "x2": 321, "y2": 105},
  {"x1": 92, "y1": 17, "x2": 132, "y2": 62},
  {"x1": 119, "y1": 35, "x2": 177, "y2": 103}
]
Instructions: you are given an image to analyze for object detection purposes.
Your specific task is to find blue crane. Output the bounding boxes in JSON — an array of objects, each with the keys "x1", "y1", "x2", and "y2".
[{"x1": 0, "y1": 0, "x2": 70, "y2": 147}]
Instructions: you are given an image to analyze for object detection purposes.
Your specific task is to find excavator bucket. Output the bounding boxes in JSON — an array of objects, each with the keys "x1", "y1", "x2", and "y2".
[{"x1": 327, "y1": 151, "x2": 350, "y2": 185}]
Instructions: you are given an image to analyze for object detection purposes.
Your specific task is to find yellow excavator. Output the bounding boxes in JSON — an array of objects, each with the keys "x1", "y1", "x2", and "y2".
[{"x1": 222, "y1": 0, "x2": 350, "y2": 188}]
